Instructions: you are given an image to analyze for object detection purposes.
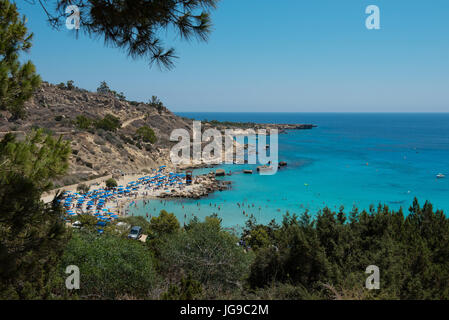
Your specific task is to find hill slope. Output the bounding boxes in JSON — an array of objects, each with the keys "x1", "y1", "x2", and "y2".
[{"x1": 0, "y1": 82, "x2": 192, "y2": 187}]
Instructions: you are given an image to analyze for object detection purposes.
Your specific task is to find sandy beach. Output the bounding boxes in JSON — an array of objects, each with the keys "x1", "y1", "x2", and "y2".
[{"x1": 45, "y1": 166, "x2": 228, "y2": 222}]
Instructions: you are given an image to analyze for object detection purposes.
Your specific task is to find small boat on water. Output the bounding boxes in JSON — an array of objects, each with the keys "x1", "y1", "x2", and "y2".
[{"x1": 436, "y1": 173, "x2": 445, "y2": 179}]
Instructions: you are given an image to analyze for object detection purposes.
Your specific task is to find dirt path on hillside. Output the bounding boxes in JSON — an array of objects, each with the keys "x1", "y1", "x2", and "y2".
[{"x1": 121, "y1": 115, "x2": 145, "y2": 128}]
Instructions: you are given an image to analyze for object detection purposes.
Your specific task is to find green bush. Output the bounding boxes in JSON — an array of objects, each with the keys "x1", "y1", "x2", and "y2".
[
  {"x1": 105, "y1": 178, "x2": 117, "y2": 189},
  {"x1": 77, "y1": 214, "x2": 97, "y2": 229},
  {"x1": 149, "y1": 210, "x2": 180, "y2": 237},
  {"x1": 75, "y1": 115, "x2": 92, "y2": 130},
  {"x1": 135, "y1": 126, "x2": 157, "y2": 144},
  {"x1": 56, "y1": 232, "x2": 159, "y2": 299},
  {"x1": 95, "y1": 114, "x2": 121, "y2": 132}
]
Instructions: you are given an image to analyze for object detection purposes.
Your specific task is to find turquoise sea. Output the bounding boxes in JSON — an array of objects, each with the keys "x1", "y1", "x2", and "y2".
[{"x1": 129, "y1": 113, "x2": 449, "y2": 231}]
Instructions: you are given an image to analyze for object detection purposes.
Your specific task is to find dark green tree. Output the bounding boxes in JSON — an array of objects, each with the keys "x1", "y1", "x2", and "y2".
[
  {"x1": 96, "y1": 80, "x2": 110, "y2": 94},
  {"x1": 149, "y1": 95, "x2": 165, "y2": 113},
  {"x1": 66, "y1": 80, "x2": 75, "y2": 90},
  {"x1": 149, "y1": 210, "x2": 180, "y2": 237},
  {"x1": 0, "y1": 0, "x2": 41, "y2": 119},
  {"x1": 0, "y1": 130, "x2": 71, "y2": 299}
]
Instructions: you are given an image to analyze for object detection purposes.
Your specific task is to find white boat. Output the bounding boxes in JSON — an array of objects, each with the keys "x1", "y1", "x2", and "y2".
[{"x1": 436, "y1": 173, "x2": 445, "y2": 179}]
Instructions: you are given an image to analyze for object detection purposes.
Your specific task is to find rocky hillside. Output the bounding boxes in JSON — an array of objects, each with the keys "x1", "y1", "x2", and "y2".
[
  {"x1": 0, "y1": 82, "x2": 193, "y2": 187},
  {"x1": 0, "y1": 82, "x2": 317, "y2": 188}
]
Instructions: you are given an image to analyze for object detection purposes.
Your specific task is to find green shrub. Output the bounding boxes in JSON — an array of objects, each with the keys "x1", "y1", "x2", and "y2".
[
  {"x1": 75, "y1": 115, "x2": 92, "y2": 130},
  {"x1": 135, "y1": 126, "x2": 157, "y2": 144},
  {"x1": 149, "y1": 210, "x2": 180, "y2": 237},
  {"x1": 56, "y1": 232, "x2": 159, "y2": 299},
  {"x1": 77, "y1": 214, "x2": 97, "y2": 228},
  {"x1": 95, "y1": 114, "x2": 121, "y2": 132},
  {"x1": 105, "y1": 178, "x2": 117, "y2": 189}
]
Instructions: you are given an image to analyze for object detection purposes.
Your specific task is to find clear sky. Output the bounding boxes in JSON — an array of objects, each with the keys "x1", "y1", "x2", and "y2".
[{"x1": 17, "y1": 0, "x2": 449, "y2": 112}]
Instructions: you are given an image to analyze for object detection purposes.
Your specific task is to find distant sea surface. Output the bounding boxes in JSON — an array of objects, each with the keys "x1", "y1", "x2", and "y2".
[{"x1": 130, "y1": 113, "x2": 449, "y2": 231}]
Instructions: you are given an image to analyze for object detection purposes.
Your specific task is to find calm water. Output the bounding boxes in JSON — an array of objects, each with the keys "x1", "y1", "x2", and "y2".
[{"x1": 129, "y1": 113, "x2": 449, "y2": 231}]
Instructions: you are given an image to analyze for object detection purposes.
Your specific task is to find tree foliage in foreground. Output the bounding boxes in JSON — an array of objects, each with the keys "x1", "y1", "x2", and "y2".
[
  {"x1": 0, "y1": 0, "x2": 41, "y2": 119},
  {"x1": 162, "y1": 274, "x2": 203, "y2": 300},
  {"x1": 245, "y1": 200, "x2": 449, "y2": 300},
  {"x1": 43, "y1": 0, "x2": 219, "y2": 69},
  {"x1": 157, "y1": 216, "x2": 253, "y2": 295},
  {"x1": 0, "y1": 130, "x2": 71, "y2": 299},
  {"x1": 52, "y1": 231, "x2": 160, "y2": 299}
]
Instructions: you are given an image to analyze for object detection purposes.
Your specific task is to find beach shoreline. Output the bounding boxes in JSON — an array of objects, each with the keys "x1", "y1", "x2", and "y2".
[{"x1": 52, "y1": 165, "x2": 231, "y2": 222}]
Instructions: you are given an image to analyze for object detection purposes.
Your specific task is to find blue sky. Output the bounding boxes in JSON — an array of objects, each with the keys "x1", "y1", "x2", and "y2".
[{"x1": 17, "y1": 0, "x2": 449, "y2": 112}]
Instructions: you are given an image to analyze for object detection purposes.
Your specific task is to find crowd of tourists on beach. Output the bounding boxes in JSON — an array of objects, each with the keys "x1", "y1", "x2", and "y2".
[{"x1": 59, "y1": 166, "x2": 188, "y2": 226}]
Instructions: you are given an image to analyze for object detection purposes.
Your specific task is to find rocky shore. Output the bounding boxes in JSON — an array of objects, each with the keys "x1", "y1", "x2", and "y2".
[{"x1": 159, "y1": 172, "x2": 231, "y2": 199}]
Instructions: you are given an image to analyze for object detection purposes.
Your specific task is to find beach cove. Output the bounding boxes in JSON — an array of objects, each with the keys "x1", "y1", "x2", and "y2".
[{"x1": 129, "y1": 112, "x2": 449, "y2": 232}]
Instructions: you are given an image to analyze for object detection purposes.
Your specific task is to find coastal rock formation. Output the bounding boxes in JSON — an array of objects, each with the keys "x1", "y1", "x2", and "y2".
[
  {"x1": 159, "y1": 173, "x2": 231, "y2": 199},
  {"x1": 215, "y1": 169, "x2": 226, "y2": 176}
]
